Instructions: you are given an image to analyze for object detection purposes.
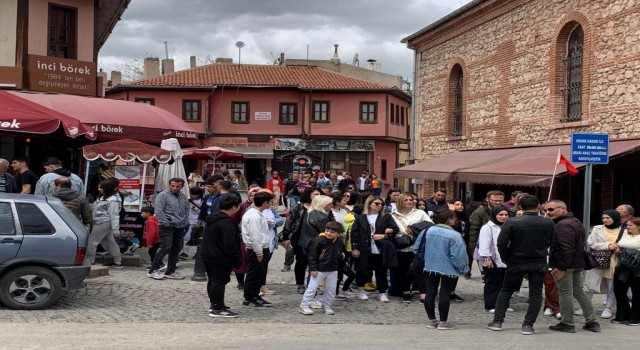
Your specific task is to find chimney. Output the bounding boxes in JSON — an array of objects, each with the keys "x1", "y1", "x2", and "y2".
[
  {"x1": 279, "y1": 52, "x2": 285, "y2": 65},
  {"x1": 144, "y1": 57, "x2": 160, "y2": 79},
  {"x1": 330, "y1": 44, "x2": 340, "y2": 64},
  {"x1": 190, "y1": 55, "x2": 197, "y2": 69},
  {"x1": 110, "y1": 70, "x2": 122, "y2": 86},
  {"x1": 161, "y1": 58, "x2": 174, "y2": 75},
  {"x1": 215, "y1": 57, "x2": 233, "y2": 64},
  {"x1": 97, "y1": 69, "x2": 107, "y2": 85},
  {"x1": 367, "y1": 59, "x2": 381, "y2": 71}
]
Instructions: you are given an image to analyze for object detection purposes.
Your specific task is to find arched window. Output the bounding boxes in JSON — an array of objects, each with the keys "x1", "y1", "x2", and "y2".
[
  {"x1": 451, "y1": 66, "x2": 464, "y2": 136},
  {"x1": 564, "y1": 25, "x2": 583, "y2": 121}
]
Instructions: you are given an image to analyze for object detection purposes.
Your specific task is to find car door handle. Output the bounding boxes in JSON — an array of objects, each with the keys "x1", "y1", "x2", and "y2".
[{"x1": 1, "y1": 238, "x2": 22, "y2": 244}]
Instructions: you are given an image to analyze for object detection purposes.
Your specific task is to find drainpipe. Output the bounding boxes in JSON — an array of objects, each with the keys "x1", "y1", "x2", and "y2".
[
  {"x1": 204, "y1": 85, "x2": 218, "y2": 147},
  {"x1": 408, "y1": 50, "x2": 419, "y2": 193}
]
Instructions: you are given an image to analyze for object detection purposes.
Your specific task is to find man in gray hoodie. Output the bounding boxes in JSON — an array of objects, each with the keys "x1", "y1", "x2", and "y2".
[
  {"x1": 149, "y1": 177, "x2": 189, "y2": 280},
  {"x1": 52, "y1": 177, "x2": 93, "y2": 232}
]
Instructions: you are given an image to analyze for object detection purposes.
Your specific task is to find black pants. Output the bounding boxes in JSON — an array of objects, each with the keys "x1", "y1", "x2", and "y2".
[
  {"x1": 293, "y1": 244, "x2": 308, "y2": 286},
  {"x1": 260, "y1": 250, "x2": 273, "y2": 286},
  {"x1": 244, "y1": 249, "x2": 267, "y2": 301},
  {"x1": 613, "y1": 265, "x2": 640, "y2": 321},
  {"x1": 151, "y1": 225, "x2": 184, "y2": 274},
  {"x1": 493, "y1": 262, "x2": 546, "y2": 326},
  {"x1": 337, "y1": 258, "x2": 357, "y2": 293},
  {"x1": 483, "y1": 266, "x2": 507, "y2": 310},
  {"x1": 393, "y1": 251, "x2": 415, "y2": 295},
  {"x1": 148, "y1": 242, "x2": 161, "y2": 263},
  {"x1": 203, "y1": 261, "x2": 231, "y2": 310},
  {"x1": 356, "y1": 254, "x2": 388, "y2": 293},
  {"x1": 424, "y1": 272, "x2": 456, "y2": 321}
]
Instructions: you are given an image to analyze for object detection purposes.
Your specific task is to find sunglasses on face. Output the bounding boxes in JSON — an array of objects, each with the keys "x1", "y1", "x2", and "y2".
[{"x1": 545, "y1": 207, "x2": 560, "y2": 212}]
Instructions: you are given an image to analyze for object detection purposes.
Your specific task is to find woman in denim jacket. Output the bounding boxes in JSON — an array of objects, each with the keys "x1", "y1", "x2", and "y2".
[{"x1": 415, "y1": 208, "x2": 469, "y2": 330}]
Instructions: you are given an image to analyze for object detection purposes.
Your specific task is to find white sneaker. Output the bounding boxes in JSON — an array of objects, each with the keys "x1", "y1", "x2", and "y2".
[
  {"x1": 488, "y1": 309, "x2": 495, "y2": 314},
  {"x1": 148, "y1": 271, "x2": 165, "y2": 280},
  {"x1": 340, "y1": 290, "x2": 356, "y2": 298},
  {"x1": 357, "y1": 291, "x2": 369, "y2": 301},
  {"x1": 556, "y1": 313, "x2": 562, "y2": 320},
  {"x1": 507, "y1": 308, "x2": 514, "y2": 312},
  {"x1": 309, "y1": 300, "x2": 323, "y2": 309},
  {"x1": 323, "y1": 306, "x2": 335, "y2": 315},
  {"x1": 164, "y1": 272, "x2": 185, "y2": 280},
  {"x1": 601, "y1": 308, "x2": 612, "y2": 319},
  {"x1": 378, "y1": 293, "x2": 390, "y2": 303},
  {"x1": 298, "y1": 307, "x2": 313, "y2": 315},
  {"x1": 544, "y1": 308, "x2": 553, "y2": 316},
  {"x1": 574, "y1": 308, "x2": 583, "y2": 316}
]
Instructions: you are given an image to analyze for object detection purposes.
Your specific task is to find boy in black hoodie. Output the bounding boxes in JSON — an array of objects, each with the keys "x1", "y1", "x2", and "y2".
[
  {"x1": 201, "y1": 193, "x2": 243, "y2": 318},
  {"x1": 299, "y1": 221, "x2": 345, "y2": 316}
]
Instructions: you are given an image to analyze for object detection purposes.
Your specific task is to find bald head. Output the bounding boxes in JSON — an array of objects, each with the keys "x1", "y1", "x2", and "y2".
[
  {"x1": 616, "y1": 204, "x2": 635, "y2": 223},
  {"x1": 54, "y1": 177, "x2": 72, "y2": 189}
]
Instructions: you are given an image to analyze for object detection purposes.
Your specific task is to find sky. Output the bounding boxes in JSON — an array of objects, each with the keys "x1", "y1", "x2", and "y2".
[{"x1": 98, "y1": 0, "x2": 472, "y2": 82}]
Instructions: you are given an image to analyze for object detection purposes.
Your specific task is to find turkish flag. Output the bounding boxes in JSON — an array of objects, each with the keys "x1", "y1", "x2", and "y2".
[{"x1": 558, "y1": 154, "x2": 579, "y2": 176}]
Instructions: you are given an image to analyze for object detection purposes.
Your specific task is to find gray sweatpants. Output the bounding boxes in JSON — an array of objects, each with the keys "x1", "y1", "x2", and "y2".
[{"x1": 86, "y1": 221, "x2": 122, "y2": 264}]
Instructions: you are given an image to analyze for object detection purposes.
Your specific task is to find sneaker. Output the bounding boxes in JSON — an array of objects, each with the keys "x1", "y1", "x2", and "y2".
[
  {"x1": 601, "y1": 308, "x2": 612, "y2": 319},
  {"x1": 297, "y1": 285, "x2": 306, "y2": 294},
  {"x1": 450, "y1": 293, "x2": 465, "y2": 302},
  {"x1": 242, "y1": 300, "x2": 263, "y2": 308},
  {"x1": 544, "y1": 308, "x2": 553, "y2": 316},
  {"x1": 309, "y1": 300, "x2": 323, "y2": 309},
  {"x1": 611, "y1": 319, "x2": 629, "y2": 324},
  {"x1": 357, "y1": 291, "x2": 369, "y2": 301},
  {"x1": 179, "y1": 252, "x2": 188, "y2": 261},
  {"x1": 208, "y1": 305, "x2": 231, "y2": 312},
  {"x1": 378, "y1": 293, "x2": 389, "y2": 303},
  {"x1": 258, "y1": 291, "x2": 266, "y2": 297},
  {"x1": 437, "y1": 322, "x2": 457, "y2": 330},
  {"x1": 555, "y1": 313, "x2": 562, "y2": 320},
  {"x1": 507, "y1": 308, "x2": 514, "y2": 312},
  {"x1": 128, "y1": 243, "x2": 140, "y2": 253},
  {"x1": 426, "y1": 319, "x2": 439, "y2": 329},
  {"x1": 254, "y1": 297, "x2": 273, "y2": 307},
  {"x1": 236, "y1": 284, "x2": 244, "y2": 290},
  {"x1": 488, "y1": 309, "x2": 495, "y2": 314},
  {"x1": 583, "y1": 321, "x2": 601, "y2": 332},
  {"x1": 323, "y1": 306, "x2": 335, "y2": 315},
  {"x1": 549, "y1": 322, "x2": 576, "y2": 333},
  {"x1": 521, "y1": 324, "x2": 535, "y2": 335},
  {"x1": 209, "y1": 309, "x2": 239, "y2": 318},
  {"x1": 402, "y1": 294, "x2": 413, "y2": 303},
  {"x1": 513, "y1": 291, "x2": 527, "y2": 298},
  {"x1": 158, "y1": 264, "x2": 167, "y2": 272},
  {"x1": 109, "y1": 263, "x2": 123, "y2": 269},
  {"x1": 164, "y1": 272, "x2": 185, "y2": 280},
  {"x1": 281, "y1": 265, "x2": 291, "y2": 272},
  {"x1": 574, "y1": 307, "x2": 583, "y2": 316},
  {"x1": 148, "y1": 271, "x2": 165, "y2": 280},
  {"x1": 487, "y1": 321, "x2": 503, "y2": 331},
  {"x1": 627, "y1": 320, "x2": 640, "y2": 326},
  {"x1": 298, "y1": 307, "x2": 313, "y2": 315},
  {"x1": 340, "y1": 290, "x2": 356, "y2": 298}
]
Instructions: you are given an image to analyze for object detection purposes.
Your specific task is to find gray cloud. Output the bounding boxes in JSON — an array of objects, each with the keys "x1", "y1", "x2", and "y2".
[{"x1": 99, "y1": 0, "x2": 471, "y2": 80}]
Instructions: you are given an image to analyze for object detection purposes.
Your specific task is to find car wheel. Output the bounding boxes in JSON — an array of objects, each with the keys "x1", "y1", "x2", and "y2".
[{"x1": 0, "y1": 266, "x2": 62, "y2": 310}]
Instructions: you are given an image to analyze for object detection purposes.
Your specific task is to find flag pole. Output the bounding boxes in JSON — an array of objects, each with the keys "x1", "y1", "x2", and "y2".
[{"x1": 548, "y1": 149, "x2": 561, "y2": 202}]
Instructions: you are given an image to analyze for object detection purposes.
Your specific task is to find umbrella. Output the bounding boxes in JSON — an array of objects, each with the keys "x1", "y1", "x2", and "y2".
[
  {"x1": 182, "y1": 146, "x2": 244, "y2": 161},
  {"x1": 155, "y1": 138, "x2": 189, "y2": 195},
  {"x1": 0, "y1": 89, "x2": 95, "y2": 139}
]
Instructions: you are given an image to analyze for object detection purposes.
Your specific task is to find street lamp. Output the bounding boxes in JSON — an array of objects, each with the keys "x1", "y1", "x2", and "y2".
[{"x1": 235, "y1": 41, "x2": 245, "y2": 65}]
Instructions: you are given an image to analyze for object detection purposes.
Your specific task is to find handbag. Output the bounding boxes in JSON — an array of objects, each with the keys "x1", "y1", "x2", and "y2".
[
  {"x1": 393, "y1": 234, "x2": 414, "y2": 249},
  {"x1": 583, "y1": 244, "x2": 598, "y2": 271},
  {"x1": 590, "y1": 250, "x2": 611, "y2": 269}
]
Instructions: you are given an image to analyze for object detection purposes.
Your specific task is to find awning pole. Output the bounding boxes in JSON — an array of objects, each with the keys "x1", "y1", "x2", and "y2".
[
  {"x1": 83, "y1": 159, "x2": 90, "y2": 196},
  {"x1": 140, "y1": 162, "x2": 148, "y2": 211}
]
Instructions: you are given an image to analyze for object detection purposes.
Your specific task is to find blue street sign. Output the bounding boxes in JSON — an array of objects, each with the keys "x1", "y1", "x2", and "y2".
[{"x1": 571, "y1": 133, "x2": 609, "y2": 164}]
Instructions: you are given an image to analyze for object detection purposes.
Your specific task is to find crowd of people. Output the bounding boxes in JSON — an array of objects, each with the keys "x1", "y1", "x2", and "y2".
[{"x1": 3, "y1": 160, "x2": 639, "y2": 333}]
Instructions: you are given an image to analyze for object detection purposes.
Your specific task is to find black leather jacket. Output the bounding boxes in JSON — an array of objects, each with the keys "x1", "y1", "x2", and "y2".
[
  {"x1": 497, "y1": 212, "x2": 555, "y2": 265},
  {"x1": 299, "y1": 211, "x2": 333, "y2": 250},
  {"x1": 280, "y1": 203, "x2": 307, "y2": 244}
]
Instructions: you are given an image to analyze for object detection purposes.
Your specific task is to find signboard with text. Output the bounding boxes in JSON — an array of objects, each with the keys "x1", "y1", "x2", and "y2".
[
  {"x1": 27, "y1": 54, "x2": 97, "y2": 96},
  {"x1": 255, "y1": 112, "x2": 271, "y2": 120},
  {"x1": 571, "y1": 133, "x2": 609, "y2": 164},
  {"x1": 115, "y1": 165, "x2": 142, "y2": 212}
]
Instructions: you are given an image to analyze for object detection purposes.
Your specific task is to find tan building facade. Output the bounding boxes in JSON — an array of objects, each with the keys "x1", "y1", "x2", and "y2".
[{"x1": 402, "y1": 0, "x2": 640, "y2": 218}]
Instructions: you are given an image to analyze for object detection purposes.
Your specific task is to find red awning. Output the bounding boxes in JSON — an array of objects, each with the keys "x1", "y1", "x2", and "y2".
[
  {"x1": 82, "y1": 139, "x2": 172, "y2": 164},
  {"x1": 11, "y1": 91, "x2": 198, "y2": 146},
  {"x1": 0, "y1": 89, "x2": 95, "y2": 139},
  {"x1": 394, "y1": 139, "x2": 640, "y2": 187}
]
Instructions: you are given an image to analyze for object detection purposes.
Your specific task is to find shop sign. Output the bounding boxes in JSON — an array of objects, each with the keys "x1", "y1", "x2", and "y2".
[
  {"x1": 255, "y1": 112, "x2": 271, "y2": 120},
  {"x1": 275, "y1": 138, "x2": 375, "y2": 151},
  {"x1": 115, "y1": 165, "x2": 142, "y2": 213},
  {"x1": 27, "y1": 54, "x2": 97, "y2": 96},
  {"x1": 210, "y1": 137, "x2": 249, "y2": 148}
]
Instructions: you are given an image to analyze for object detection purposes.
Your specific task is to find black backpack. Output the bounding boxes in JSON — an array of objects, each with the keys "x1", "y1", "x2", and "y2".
[{"x1": 410, "y1": 222, "x2": 434, "y2": 275}]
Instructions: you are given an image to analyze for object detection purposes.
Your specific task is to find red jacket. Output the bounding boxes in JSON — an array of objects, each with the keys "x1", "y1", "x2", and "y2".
[{"x1": 145, "y1": 216, "x2": 160, "y2": 247}]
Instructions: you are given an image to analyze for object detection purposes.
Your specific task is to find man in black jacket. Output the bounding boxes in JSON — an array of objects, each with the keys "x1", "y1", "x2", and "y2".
[
  {"x1": 202, "y1": 193, "x2": 243, "y2": 318},
  {"x1": 487, "y1": 195, "x2": 555, "y2": 335},
  {"x1": 546, "y1": 200, "x2": 600, "y2": 333}
]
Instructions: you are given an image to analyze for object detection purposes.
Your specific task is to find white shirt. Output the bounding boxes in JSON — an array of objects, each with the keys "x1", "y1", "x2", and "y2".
[
  {"x1": 241, "y1": 207, "x2": 269, "y2": 254},
  {"x1": 367, "y1": 214, "x2": 380, "y2": 254},
  {"x1": 391, "y1": 208, "x2": 433, "y2": 252}
]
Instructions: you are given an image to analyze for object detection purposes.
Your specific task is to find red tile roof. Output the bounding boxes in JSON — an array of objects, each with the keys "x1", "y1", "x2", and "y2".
[{"x1": 120, "y1": 64, "x2": 390, "y2": 90}]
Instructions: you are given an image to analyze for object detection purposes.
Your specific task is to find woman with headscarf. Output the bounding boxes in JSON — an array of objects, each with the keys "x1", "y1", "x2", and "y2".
[
  {"x1": 478, "y1": 206, "x2": 511, "y2": 313},
  {"x1": 281, "y1": 186, "x2": 322, "y2": 294},
  {"x1": 585, "y1": 209, "x2": 622, "y2": 319}
]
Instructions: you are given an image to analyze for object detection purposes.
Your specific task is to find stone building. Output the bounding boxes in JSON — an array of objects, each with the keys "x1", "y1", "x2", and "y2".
[{"x1": 398, "y1": 0, "x2": 640, "y2": 222}]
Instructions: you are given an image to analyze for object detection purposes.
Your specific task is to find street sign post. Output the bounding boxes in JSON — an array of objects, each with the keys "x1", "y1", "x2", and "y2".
[{"x1": 570, "y1": 133, "x2": 610, "y2": 234}]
